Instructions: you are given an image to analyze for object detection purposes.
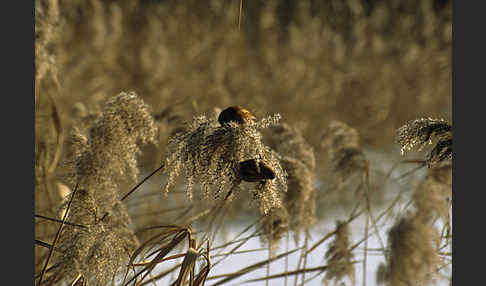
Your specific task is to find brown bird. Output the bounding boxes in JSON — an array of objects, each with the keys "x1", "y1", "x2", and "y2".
[
  {"x1": 224, "y1": 159, "x2": 275, "y2": 200},
  {"x1": 239, "y1": 159, "x2": 276, "y2": 182},
  {"x1": 218, "y1": 106, "x2": 257, "y2": 126}
]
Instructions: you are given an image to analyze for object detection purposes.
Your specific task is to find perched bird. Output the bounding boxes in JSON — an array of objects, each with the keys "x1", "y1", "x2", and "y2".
[
  {"x1": 224, "y1": 158, "x2": 276, "y2": 200},
  {"x1": 239, "y1": 158, "x2": 276, "y2": 182},
  {"x1": 218, "y1": 106, "x2": 257, "y2": 126}
]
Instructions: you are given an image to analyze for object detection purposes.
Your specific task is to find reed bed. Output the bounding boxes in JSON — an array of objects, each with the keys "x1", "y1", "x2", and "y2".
[{"x1": 35, "y1": 0, "x2": 451, "y2": 285}]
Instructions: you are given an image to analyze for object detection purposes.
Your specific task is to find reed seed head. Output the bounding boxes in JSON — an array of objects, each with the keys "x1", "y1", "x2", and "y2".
[
  {"x1": 413, "y1": 161, "x2": 452, "y2": 223},
  {"x1": 396, "y1": 117, "x2": 452, "y2": 167},
  {"x1": 323, "y1": 221, "x2": 355, "y2": 286},
  {"x1": 381, "y1": 212, "x2": 441, "y2": 286},
  {"x1": 163, "y1": 107, "x2": 286, "y2": 214},
  {"x1": 260, "y1": 206, "x2": 289, "y2": 251},
  {"x1": 321, "y1": 120, "x2": 368, "y2": 190},
  {"x1": 266, "y1": 122, "x2": 316, "y2": 170},
  {"x1": 53, "y1": 91, "x2": 156, "y2": 284},
  {"x1": 264, "y1": 122, "x2": 316, "y2": 240}
]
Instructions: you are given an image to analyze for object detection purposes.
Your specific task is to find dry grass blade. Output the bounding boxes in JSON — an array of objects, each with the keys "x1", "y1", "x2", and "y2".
[
  {"x1": 305, "y1": 210, "x2": 363, "y2": 255},
  {"x1": 363, "y1": 171, "x2": 386, "y2": 255},
  {"x1": 212, "y1": 218, "x2": 262, "y2": 252},
  {"x1": 129, "y1": 227, "x2": 186, "y2": 263},
  {"x1": 34, "y1": 262, "x2": 60, "y2": 280},
  {"x1": 120, "y1": 163, "x2": 165, "y2": 202},
  {"x1": 123, "y1": 229, "x2": 188, "y2": 286},
  {"x1": 138, "y1": 241, "x2": 211, "y2": 286},
  {"x1": 171, "y1": 245, "x2": 198, "y2": 286},
  {"x1": 139, "y1": 263, "x2": 182, "y2": 286},
  {"x1": 193, "y1": 241, "x2": 211, "y2": 286},
  {"x1": 305, "y1": 231, "x2": 335, "y2": 256},
  {"x1": 135, "y1": 225, "x2": 186, "y2": 237},
  {"x1": 208, "y1": 247, "x2": 302, "y2": 285},
  {"x1": 211, "y1": 230, "x2": 261, "y2": 269},
  {"x1": 212, "y1": 248, "x2": 267, "y2": 257},
  {"x1": 35, "y1": 214, "x2": 87, "y2": 229},
  {"x1": 131, "y1": 206, "x2": 188, "y2": 222},
  {"x1": 101, "y1": 163, "x2": 165, "y2": 222},
  {"x1": 243, "y1": 261, "x2": 363, "y2": 283},
  {"x1": 211, "y1": 231, "x2": 261, "y2": 252},
  {"x1": 173, "y1": 206, "x2": 197, "y2": 225},
  {"x1": 206, "y1": 201, "x2": 228, "y2": 243},
  {"x1": 35, "y1": 239, "x2": 61, "y2": 252},
  {"x1": 131, "y1": 253, "x2": 186, "y2": 267},
  {"x1": 383, "y1": 159, "x2": 426, "y2": 182},
  {"x1": 69, "y1": 274, "x2": 82, "y2": 286},
  {"x1": 238, "y1": 0, "x2": 243, "y2": 30},
  {"x1": 181, "y1": 209, "x2": 214, "y2": 227},
  {"x1": 390, "y1": 161, "x2": 427, "y2": 183},
  {"x1": 285, "y1": 232, "x2": 289, "y2": 286},
  {"x1": 137, "y1": 232, "x2": 188, "y2": 285},
  {"x1": 37, "y1": 183, "x2": 78, "y2": 286},
  {"x1": 193, "y1": 264, "x2": 210, "y2": 286},
  {"x1": 295, "y1": 233, "x2": 310, "y2": 286},
  {"x1": 47, "y1": 93, "x2": 64, "y2": 175},
  {"x1": 266, "y1": 242, "x2": 271, "y2": 286},
  {"x1": 375, "y1": 187, "x2": 410, "y2": 224},
  {"x1": 363, "y1": 212, "x2": 369, "y2": 286},
  {"x1": 362, "y1": 169, "x2": 372, "y2": 286},
  {"x1": 129, "y1": 227, "x2": 184, "y2": 268}
]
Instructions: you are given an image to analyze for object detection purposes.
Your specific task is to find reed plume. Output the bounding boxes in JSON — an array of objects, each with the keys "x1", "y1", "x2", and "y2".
[
  {"x1": 323, "y1": 221, "x2": 355, "y2": 286},
  {"x1": 260, "y1": 206, "x2": 289, "y2": 251},
  {"x1": 413, "y1": 161, "x2": 452, "y2": 223},
  {"x1": 163, "y1": 106, "x2": 287, "y2": 215},
  {"x1": 265, "y1": 123, "x2": 316, "y2": 242},
  {"x1": 396, "y1": 117, "x2": 452, "y2": 167},
  {"x1": 378, "y1": 212, "x2": 441, "y2": 286},
  {"x1": 50, "y1": 92, "x2": 157, "y2": 285},
  {"x1": 321, "y1": 120, "x2": 368, "y2": 191}
]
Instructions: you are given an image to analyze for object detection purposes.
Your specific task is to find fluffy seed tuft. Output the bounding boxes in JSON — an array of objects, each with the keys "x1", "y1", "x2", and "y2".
[
  {"x1": 163, "y1": 107, "x2": 287, "y2": 214},
  {"x1": 396, "y1": 117, "x2": 452, "y2": 166}
]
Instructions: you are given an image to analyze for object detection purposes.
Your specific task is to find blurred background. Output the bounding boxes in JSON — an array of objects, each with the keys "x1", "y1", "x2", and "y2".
[{"x1": 35, "y1": 0, "x2": 452, "y2": 285}]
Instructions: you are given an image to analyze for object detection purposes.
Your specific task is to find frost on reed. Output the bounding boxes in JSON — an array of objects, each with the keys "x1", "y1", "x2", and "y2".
[
  {"x1": 163, "y1": 106, "x2": 287, "y2": 215},
  {"x1": 377, "y1": 212, "x2": 441, "y2": 286},
  {"x1": 265, "y1": 123, "x2": 316, "y2": 242},
  {"x1": 396, "y1": 117, "x2": 452, "y2": 167},
  {"x1": 321, "y1": 120, "x2": 368, "y2": 190},
  {"x1": 52, "y1": 92, "x2": 157, "y2": 285},
  {"x1": 323, "y1": 221, "x2": 355, "y2": 286}
]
